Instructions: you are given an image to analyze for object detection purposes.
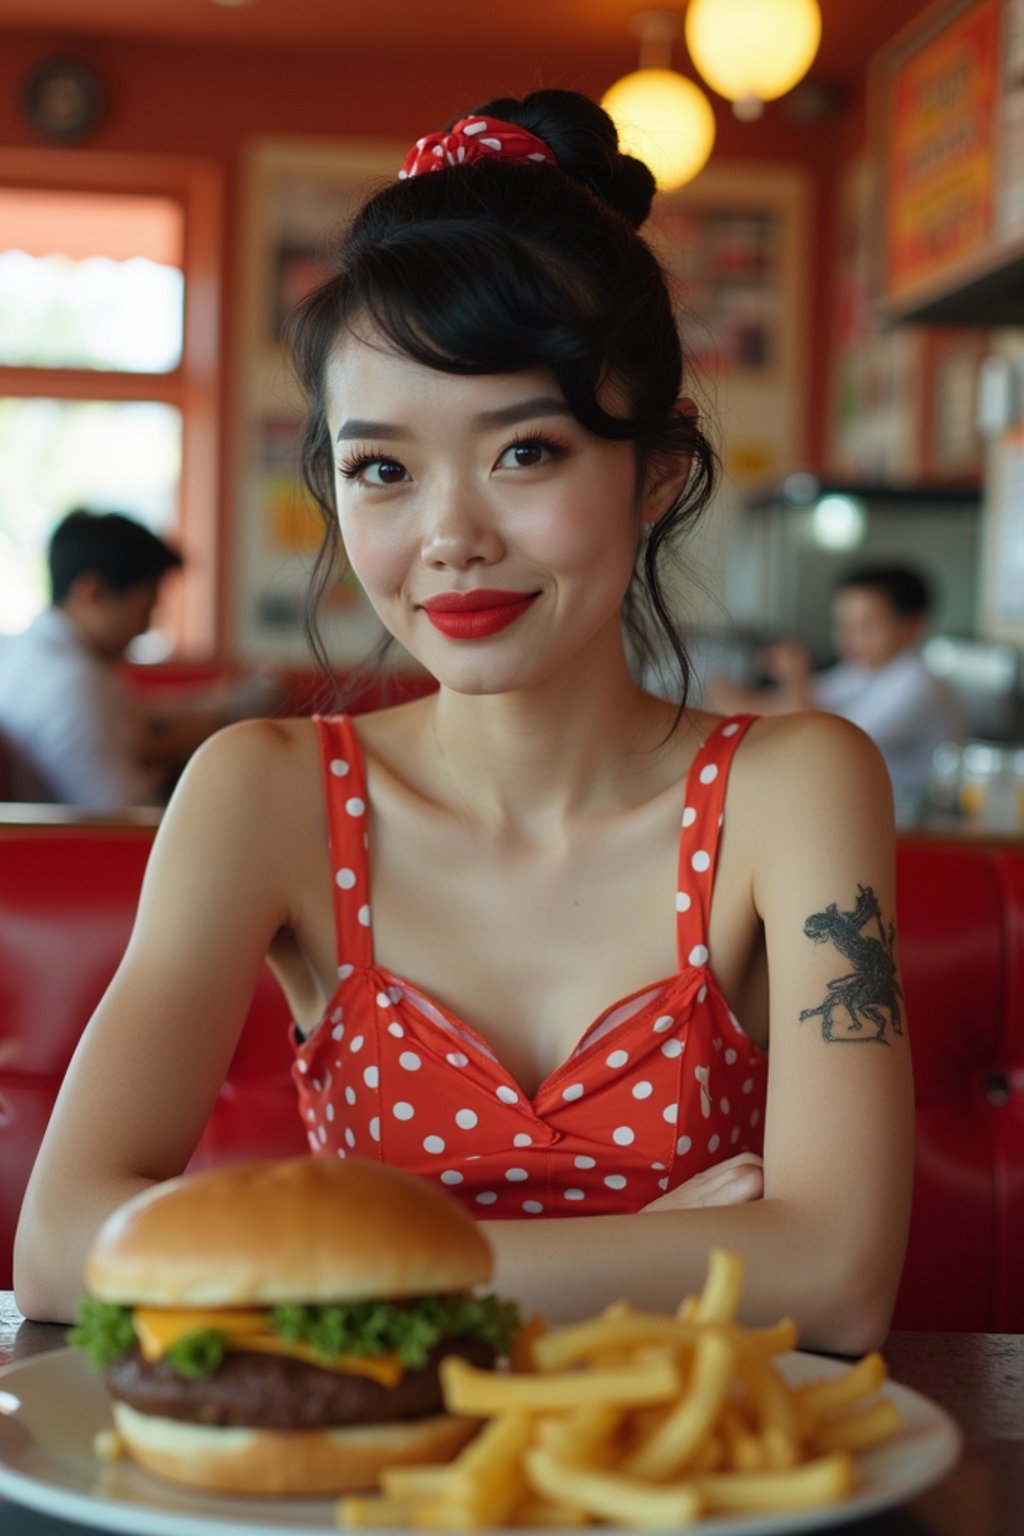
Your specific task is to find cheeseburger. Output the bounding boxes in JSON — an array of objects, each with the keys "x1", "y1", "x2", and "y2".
[{"x1": 69, "y1": 1157, "x2": 519, "y2": 1496}]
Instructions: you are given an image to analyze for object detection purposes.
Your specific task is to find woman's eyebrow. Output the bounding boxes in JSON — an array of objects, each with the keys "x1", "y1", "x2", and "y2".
[
  {"x1": 335, "y1": 396, "x2": 572, "y2": 443},
  {"x1": 336, "y1": 418, "x2": 412, "y2": 442},
  {"x1": 476, "y1": 396, "x2": 573, "y2": 428}
]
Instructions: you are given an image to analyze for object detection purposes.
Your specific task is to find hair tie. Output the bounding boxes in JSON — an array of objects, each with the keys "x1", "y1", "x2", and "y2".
[{"x1": 399, "y1": 116, "x2": 556, "y2": 180}]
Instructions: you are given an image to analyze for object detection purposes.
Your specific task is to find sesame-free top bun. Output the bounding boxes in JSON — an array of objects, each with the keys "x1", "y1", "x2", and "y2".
[{"x1": 85, "y1": 1156, "x2": 493, "y2": 1308}]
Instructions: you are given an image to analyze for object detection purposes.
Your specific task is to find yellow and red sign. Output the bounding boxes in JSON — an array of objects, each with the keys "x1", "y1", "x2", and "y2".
[{"x1": 885, "y1": 0, "x2": 1001, "y2": 298}]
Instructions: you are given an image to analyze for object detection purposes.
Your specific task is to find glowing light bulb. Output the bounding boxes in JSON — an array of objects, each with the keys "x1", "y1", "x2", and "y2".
[
  {"x1": 685, "y1": 0, "x2": 822, "y2": 119},
  {"x1": 602, "y1": 68, "x2": 716, "y2": 191}
]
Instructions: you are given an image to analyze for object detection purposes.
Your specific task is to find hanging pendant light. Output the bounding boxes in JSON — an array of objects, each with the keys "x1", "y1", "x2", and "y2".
[
  {"x1": 685, "y1": 0, "x2": 822, "y2": 121},
  {"x1": 601, "y1": 11, "x2": 716, "y2": 192}
]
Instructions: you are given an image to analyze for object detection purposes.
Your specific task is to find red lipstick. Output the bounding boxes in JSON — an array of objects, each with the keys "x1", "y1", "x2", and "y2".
[{"x1": 420, "y1": 589, "x2": 538, "y2": 639}]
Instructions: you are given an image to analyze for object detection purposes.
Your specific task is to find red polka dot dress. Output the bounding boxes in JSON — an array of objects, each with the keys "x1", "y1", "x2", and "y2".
[{"x1": 291, "y1": 714, "x2": 767, "y2": 1218}]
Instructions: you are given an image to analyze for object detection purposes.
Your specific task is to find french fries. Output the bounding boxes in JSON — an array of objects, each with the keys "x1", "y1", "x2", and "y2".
[{"x1": 336, "y1": 1247, "x2": 903, "y2": 1530}]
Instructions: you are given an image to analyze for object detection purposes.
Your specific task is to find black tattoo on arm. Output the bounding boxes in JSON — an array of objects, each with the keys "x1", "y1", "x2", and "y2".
[{"x1": 798, "y1": 885, "x2": 904, "y2": 1044}]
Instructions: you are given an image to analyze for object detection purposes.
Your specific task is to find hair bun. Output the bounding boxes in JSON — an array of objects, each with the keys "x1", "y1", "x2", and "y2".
[{"x1": 466, "y1": 88, "x2": 657, "y2": 229}]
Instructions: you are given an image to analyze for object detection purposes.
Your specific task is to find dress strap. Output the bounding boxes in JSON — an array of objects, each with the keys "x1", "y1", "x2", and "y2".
[
  {"x1": 314, "y1": 714, "x2": 374, "y2": 972},
  {"x1": 675, "y1": 714, "x2": 758, "y2": 968}
]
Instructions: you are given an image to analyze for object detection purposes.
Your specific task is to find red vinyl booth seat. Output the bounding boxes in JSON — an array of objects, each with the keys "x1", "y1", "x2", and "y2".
[
  {"x1": 890, "y1": 839, "x2": 1024, "y2": 1333},
  {"x1": 0, "y1": 825, "x2": 306, "y2": 1292},
  {"x1": 2, "y1": 823, "x2": 1023, "y2": 1331}
]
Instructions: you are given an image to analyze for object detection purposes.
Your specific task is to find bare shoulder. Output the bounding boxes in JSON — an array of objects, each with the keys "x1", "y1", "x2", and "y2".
[
  {"x1": 736, "y1": 710, "x2": 889, "y2": 788},
  {"x1": 725, "y1": 711, "x2": 894, "y2": 868},
  {"x1": 159, "y1": 716, "x2": 323, "y2": 853},
  {"x1": 184, "y1": 714, "x2": 318, "y2": 776},
  {"x1": 169, "y1": 715, "x2": 318, "y2": 806}
]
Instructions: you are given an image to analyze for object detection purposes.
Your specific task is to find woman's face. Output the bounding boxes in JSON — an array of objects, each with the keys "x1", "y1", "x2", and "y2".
[{"x1": 324, "y1": 329, "x2": 668, "y2": 697}]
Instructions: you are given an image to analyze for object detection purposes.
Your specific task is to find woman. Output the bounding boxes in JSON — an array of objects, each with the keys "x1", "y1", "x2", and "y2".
[{"x1": 15, "y1": 90, "x2": 913, "y2": 1349}]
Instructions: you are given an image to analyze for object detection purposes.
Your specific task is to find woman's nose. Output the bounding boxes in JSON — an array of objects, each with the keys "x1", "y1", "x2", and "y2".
[{"x1": 419, "y1": 490, "x2": 504, "y2": 570}]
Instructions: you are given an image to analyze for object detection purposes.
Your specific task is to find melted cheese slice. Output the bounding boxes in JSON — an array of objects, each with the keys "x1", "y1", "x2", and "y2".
[{"x1": 132, "y1": 1308, "x2": 404, "y2": 1386}]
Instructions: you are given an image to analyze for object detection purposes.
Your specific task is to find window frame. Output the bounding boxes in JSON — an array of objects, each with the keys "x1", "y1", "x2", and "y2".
[{"x1": 0, "y1": 147, "x2": 222, "y2": 653}]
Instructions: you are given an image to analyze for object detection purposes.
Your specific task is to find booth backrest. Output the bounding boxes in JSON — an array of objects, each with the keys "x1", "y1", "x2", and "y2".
[
  {"x1": 0, "y1": 824, "x2": 305, "y2": 1290},
  {"x1": 1, "y1": 821, "x2": 1022, "y2": 1329},
  {"x1": 889, "y1": 838, "x2": 1024, "y2": 1332}
]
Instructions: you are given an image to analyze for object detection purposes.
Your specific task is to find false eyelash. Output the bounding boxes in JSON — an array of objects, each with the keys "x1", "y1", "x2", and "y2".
[
  {"x1": 505, "y1": 429, "x2": 572, "y2": 458},
  {"x1": 337, "y1": 448, "x2": 393, "y2": 480}
]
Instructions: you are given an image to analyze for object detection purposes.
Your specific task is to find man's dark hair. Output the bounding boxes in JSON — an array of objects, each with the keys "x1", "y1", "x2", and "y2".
[
  {"x1": 48, "y1": 509, "x2": 183, "y2": 604},
  {"x1": 834, "y1": 564, "x2": 932, "y2": 618}
]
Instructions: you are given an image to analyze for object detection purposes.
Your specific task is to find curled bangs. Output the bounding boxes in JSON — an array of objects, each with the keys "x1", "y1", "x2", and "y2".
[{"x1": 343, "y1": 222, "x2": 653, "y2": 443}]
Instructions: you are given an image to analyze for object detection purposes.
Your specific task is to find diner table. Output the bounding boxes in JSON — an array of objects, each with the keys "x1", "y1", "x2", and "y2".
[{"x1": 0, "y1": 1291, "x2": 1021, "y2": 1535}]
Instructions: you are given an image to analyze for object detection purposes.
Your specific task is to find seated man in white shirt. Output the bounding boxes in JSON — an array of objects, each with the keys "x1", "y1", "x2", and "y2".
[
  {"x1": 0, "y1": 509, "x2": 217, "y2": 809},
  {"x1": 708, "y1": 564, "x2": 963, "y2": 823}
]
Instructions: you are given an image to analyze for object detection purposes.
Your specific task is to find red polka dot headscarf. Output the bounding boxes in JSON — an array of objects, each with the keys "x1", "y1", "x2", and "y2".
[{"x1": 400, "y1": 116, "x2": 557, "y2": 180}]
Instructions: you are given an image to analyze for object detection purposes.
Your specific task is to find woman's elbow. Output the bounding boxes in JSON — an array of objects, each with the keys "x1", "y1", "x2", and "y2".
[
  {"x1": 811, "y1": 1295, "x2": 895, "y2": 1358},
  {"x1": 799, "y1": 1236, "x2": 905, "y2": 1357},
  {"x1": 14, "y1": 1192, "x2": 92, "y2": 1323},
  {"x1": 13, "y1": 1231, "x2": 69, "y2": 1323}
]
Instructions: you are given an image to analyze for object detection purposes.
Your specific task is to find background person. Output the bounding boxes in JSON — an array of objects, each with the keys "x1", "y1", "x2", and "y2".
[
  {"x1": 0, "y1": 508, "x2": 239, "y2": 809},
  {"x1": 708, "y1": 564, "x2": 963, "y2": 822},
  {"x1": 15, "y1": 92, "x2": 912, "y2": 1354}
]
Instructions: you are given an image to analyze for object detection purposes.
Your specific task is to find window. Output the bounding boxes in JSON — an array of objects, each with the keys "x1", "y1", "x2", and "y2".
[
  {"x1": 0, "y1": 398, "x2": 182, "y2": 632},
  {"x1": 0, "y1": 151, "x2": 221, "y2": 652},
  {"x1": 0, "y1": 189, "x2": 184, "y2": 372}
]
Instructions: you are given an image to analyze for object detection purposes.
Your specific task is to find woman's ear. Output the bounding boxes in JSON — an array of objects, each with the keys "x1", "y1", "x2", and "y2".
[{"x1": 640, "y1": 398, "x2": 699, "y2": 525}]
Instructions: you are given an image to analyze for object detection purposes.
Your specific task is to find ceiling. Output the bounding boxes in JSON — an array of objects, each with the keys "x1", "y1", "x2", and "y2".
[{"x1": 0, "y1": 0, "x2": 935, "y2": 88}]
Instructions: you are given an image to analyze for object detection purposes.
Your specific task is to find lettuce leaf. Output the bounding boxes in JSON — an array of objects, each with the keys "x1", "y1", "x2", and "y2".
[
  {"x1": 67, "y1": 1298, "x2": 136, "y2": 1370},
  {"x1": 166, "y1": 1328, "x2": 225, "y2": 1379},
  {"x1": 268, "y1": 1293, "x2": 521, "y2": 1369},
  {"x1": 67, "y1": 1292, "x2": 520, "y2": 1379}
]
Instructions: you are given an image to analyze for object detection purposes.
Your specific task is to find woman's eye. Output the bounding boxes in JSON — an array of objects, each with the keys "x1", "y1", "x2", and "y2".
[
  {"x1": 365, "y1": 459, "x2": 407, "y2": 485},
  {"x1": 496, "y1": 438, "x2": 565, "y2": 470},
  {"x1": 340, "y1": 455, "x2": 408, "y2": 486}
]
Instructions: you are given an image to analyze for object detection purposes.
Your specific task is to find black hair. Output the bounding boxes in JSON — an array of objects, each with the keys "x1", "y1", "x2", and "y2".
[
  {"x1": 834, "y1": 564, "x2": 932, "y2": 618},
  {"x1": 285, "y1": 88, "x2": 718, "y2": 713},
  {"x1": 48, "y1": 508, "x2": 183, "y2": 605}
]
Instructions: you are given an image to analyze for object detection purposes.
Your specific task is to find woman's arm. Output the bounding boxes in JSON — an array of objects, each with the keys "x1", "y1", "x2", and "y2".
[
  {"x1": 13, "y1": 720, "x2": 309, "y2": 1321},
  {"x1": 484, "y1": 715, "x2": 914, "y2": 1356}
]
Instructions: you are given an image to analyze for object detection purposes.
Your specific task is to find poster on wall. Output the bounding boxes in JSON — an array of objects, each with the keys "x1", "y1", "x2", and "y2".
[
  {"x1": 646, "y1": 164, "x2": 809, "y2": 639},
  {"x1": 830, "y1": 155, "x2": 985, "y2": 483},
  {"x1": 647, "y1": 163, "x2": 808, "y2": 500},
  {"x1": 831, "y1": 157, "x2": 923, "y2": 479},
  {"x1": 235, "y1": 140, "x2": 400, "y2": 667},
  {"x1": 883, "y1": 0, "x2": 1001, "y2": 300},
  {"x1": 990, "y1": 428, "x2": 1024, "y2": 622},
  {"x1": 652, "y1": 205, "x2": 781, "y2": 375}
]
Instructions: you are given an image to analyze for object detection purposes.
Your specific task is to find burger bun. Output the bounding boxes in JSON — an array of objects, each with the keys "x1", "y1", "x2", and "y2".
[
  {"x1": 111, "y1": 1402, "x2": 480, "y2": 1496},
  {"x1": 85, "y1": 1156, "x2": 493, "y2": 1308}
]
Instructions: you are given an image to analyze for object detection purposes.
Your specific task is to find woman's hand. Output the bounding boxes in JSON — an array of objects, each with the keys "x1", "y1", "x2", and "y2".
[{"x1": 640, "y1": 1152, "x2": 764, "y2": 1212}]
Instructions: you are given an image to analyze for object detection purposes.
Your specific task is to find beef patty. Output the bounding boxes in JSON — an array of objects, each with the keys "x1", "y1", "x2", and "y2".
[{"x1": 103, "y1": 1337, "x2": 495, "y2": 1428}]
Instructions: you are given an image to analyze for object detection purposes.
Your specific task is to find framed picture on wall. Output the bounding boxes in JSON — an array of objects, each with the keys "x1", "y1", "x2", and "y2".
[
  {"x1": 235, "y1": 139, "x2": 400, "y2": 666},
  {"x1": 647, "y1": 161, "x2": 810, "y2": 494},
  {"x1": 269, "y1": 246, "x2": 334, "y2": 345},
  {"x1": 654, "y1": 204, "x2": 780, "y2": 376},
  {"x1": 828, "y1": 153, "x2": 986, "y2": 484},
  {"x1": 869, "y1": 0, "x2": 1024, "y2": 324}
]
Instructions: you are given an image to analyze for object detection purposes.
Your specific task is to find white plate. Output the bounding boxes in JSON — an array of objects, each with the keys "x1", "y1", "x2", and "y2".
[{"x1": 0, "y1": 1347, "x2": 961, "y2": 1535}]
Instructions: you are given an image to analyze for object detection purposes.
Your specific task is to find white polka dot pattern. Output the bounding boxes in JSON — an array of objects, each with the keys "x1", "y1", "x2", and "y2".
[
  {"x1": 292, "y1": 713, "x2": 767, "y2": 1218},
  {"x1": 399, "y1": 117, "x2": 558, "y2": 180}
]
